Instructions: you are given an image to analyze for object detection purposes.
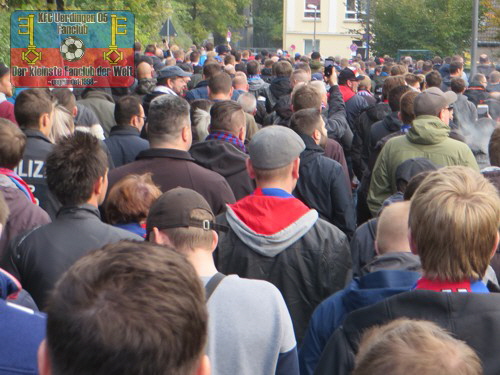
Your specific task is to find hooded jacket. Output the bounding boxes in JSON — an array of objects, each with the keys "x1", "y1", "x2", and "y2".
[
  {"x1": 314, "y1": 290, "x2": 500, "y2": 375},
  {"x1": 369, "y1": 112, "x2": 403, "y2": 151},
  {"x1": 190, "y1": 140, "x2": 254, "y2": 200},
  {"x1": 299, "y1": 269, "x2": 421, "y2": 375},
  {"x1": 367, "y1": 115, "x2": 479, "y2": 214},
  {"x1": 248, "y1": 77, "x2": 271, "y2": 102},
  {"x1": 215, "y1": 189, "x2": 351, "y2": 344},
  {"x1": 293, "y1": 134, "x2": 355, "y2": 239},
  {"x1": 266, "y1": 77, "x2": 292, "y2": 112},
  {"x1": 77, "y1": 90, "x2": 116, "y2": 137}
]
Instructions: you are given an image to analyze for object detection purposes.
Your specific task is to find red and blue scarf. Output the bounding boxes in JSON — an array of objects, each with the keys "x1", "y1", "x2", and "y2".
[
  {"x1": 206, "y1": 131, "x2": 247, "y2": 153},
  {"x1": 0, "y1": 168, "x2": 36, "y2": 204}
]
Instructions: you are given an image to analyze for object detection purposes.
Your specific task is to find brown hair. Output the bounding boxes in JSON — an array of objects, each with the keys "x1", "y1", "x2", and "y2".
[
  {"x1": 274, "y1": 61, "x2": 293, "y2": 77},
  {"x1": 209, "y1": 100, "x2": 245, "y2": 135},
  {"x1": 161, "y1": 209, "x2": 214, "y2": 253},
  {"x1": 14, "y1": 88, "x2": 55, "y2": 129},
  {"x1": 46, "y1": 241, "x2": 207, "y2": 375},
  {"x1": 390, "y1": 64, "x2": 407, "y2": 76},
  {"x1": 290, "y1": 108, "x2": 322, "y2": 136},
  {"x1": 388, "y1": 85, "x2": 412, "y2": 112},
  {"x1": 105, "y1": 173, "x2": 162, "y2": 224},
  {"x1": 292, "y1": 84, "x2": 322, "y2": 111},
  {"x1": 202, "y1": 62, "x2": 222, "y2": 79},
  {"x1": 489, "y1": 126, "x2": 500, "y2": 167},
  {"x1": 451, "y1": 77, "x2": 466, "y2": 94},
  {"x1": 382, "y1": 76, "x2": 406, "y2": 101},
  {"x1": 0, "y1": 118, "x2": 26, "y2": 169},
  {"x1": 208, "y1": 72, "x2": 232, "y2": 95},
  {"x1": 409, "y1": 166, "x2": 500, "y2": 282},
  {"x1": 399, "y1": 91, "x2": 419, "y2": 124},
  {"x1": 353, "y1": 319, "x2": 482, "y2": 375}
]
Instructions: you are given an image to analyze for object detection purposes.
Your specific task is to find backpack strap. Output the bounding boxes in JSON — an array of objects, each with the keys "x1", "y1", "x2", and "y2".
[{"x1": 205, "y1": 272, "x2": 226, "y2": 302}]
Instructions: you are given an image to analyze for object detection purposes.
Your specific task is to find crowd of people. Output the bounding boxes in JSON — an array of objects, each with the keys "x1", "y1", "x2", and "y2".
[{"x1": 0, "y1": 41, "x2": 499, "y2": 375}]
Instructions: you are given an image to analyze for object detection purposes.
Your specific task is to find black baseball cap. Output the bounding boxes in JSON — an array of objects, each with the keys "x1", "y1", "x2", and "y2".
[
  {"x1": 146, "y1": 187, "x2": 227, "y2": 236},
  {"x1": 338, "y1": 67, "x2": 365, "y2": 84}
]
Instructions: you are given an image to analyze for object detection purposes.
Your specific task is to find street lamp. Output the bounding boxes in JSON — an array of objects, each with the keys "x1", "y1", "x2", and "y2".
[{"x1": 307, "y1": 4, "x2": 317, "y2": 53}]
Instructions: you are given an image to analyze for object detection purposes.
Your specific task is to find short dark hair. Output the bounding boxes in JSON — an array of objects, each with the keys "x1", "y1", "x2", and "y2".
[
  {"x1": 46, "y1": 241, "x2": 208, "y2": 375},
  {"x1": 489, "y1": 126, "x2": 500, "y2": 167},
  {"x1": 425, "y1": 71, "x2": 442, "y2": 88},
  {"x1": 14, "y1": 89, "x2": 55, "y2": 129},
  {"x1": 45, "y1": 132, "x2": 108, "y2": 206},
  {"x1": 382, "y1": 76, "x2": 406, "y2": 101},
  {"x1": 190, "y1": 51, "x2": 200, "y2": 62},
  {"x1": 388, "y1": 85, "x2": 412, "y2": 112},
  {"x1": 274, "y1": 61, "x2": 293, "y2": 77},
  {"x1": 203, "y1": 62, "x2": 222, "y2": 79},
  {"x1": 133, "y1": 41, "x2": 141, "y2": 52},
  {"x1": 449, "y1": 61, "x2": 463, "y2": 74},
  {"x1": 290, "y1": 108, "x2": 322, "y2": 136},
  {"x1": 292, "y1": 84, "x2": 322, "y2": 111},
  {"x1": 295, "y1": 61, "x2": 311, "y2": 73},
  {"x1": 208, "y1": 72, "x2": 232, "y2": 95},
  {"x1": 147, "y1": 95, "x2": 190, "y2": 144},
  {"x1": 114, "y1": 96, "x2": 142, "y2": 126},
  {"x1": 451, "y1": 78, "x2": 466, "y2": 94},
  {"x1": 52, "y1": 88, "x2": 76, "y2": 113},
  {"x1": 209, "y1": 100, "x2": 245, "y2": 134},
  {"x1": 105, "y1": 173, "x2": 162, "y2": 225},
  {"x1": 400, "y1": 91, "x2": 419, "y2": 125},
  {"x1": 422, "y1": 61, "x2": 433, "y2": 73},
  {"x1": 246, "y1": 60, "x2": 260, "y2": 76},
  {"x1": 311, "y1": 51, "x2": 321, "y2": 60},
  {"x1": 0, "y1": 118, "x2": 26, "y2": 169},
  {"x1": 224, "y1": 54, "x2": 235, "y2": 66},
  {"x1": 144, "y1": 44, "x2": 156, "y2": 54}
]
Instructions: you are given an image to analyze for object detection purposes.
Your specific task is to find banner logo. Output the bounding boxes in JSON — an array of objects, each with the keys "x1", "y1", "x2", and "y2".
[{"x1": 11, "y1": 10, "x2": 135, "y2": 88}]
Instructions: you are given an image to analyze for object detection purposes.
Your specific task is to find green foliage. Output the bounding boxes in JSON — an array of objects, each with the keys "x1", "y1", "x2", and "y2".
[
  {"x1": 253, "y1": 0, "x2": 283, "y2": 48},
  {"x1": 365, "y1": 0, "x2": 490, "y2": 57}
]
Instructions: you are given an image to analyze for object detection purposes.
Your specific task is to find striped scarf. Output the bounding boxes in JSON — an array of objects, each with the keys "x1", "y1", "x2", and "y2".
[{"x1": 206, "y1": 131, "x2": 247, "y2": 153}]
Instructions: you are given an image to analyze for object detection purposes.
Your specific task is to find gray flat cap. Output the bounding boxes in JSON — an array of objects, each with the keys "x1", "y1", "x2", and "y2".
[{"x1": 249, "y1": 125, "x2": 305, "y2": 169}]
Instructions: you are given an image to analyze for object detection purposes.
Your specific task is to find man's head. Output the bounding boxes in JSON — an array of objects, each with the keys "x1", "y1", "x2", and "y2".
[
  {"x1": 14, "y1": 89, "x2": 55, "y2": 137},
  {"x1": 479, "y1": 54, "x2": 489, "y2": 64},
  {"x1": 0, "y1": 118, "x2": 26, "y2": 169},
  {"x1": 352, "y1": 319, "x2": 482, "y2": 375},
  {"x1": 157, "y1": 66, "x2": 192, "y2": 96},
  {"x1": 292, "y1": 83, "x2": 322, "y2": 112},
  {"x1": 291, "y1": 69, "x2": 310, "y2": 88},
  {"x1": 147, "y1": 187, "x2": 220, "y2": 254},
  {"x1": 388, "y1": 85, "x2": 412, "y2": 112},
  {"x1": 51, "y1": 88, "x2": 77, "y2": 118},
  {"x1": 450, "y1": 77, "x2": 466, "y2": 94},
  {"x1": 311, "y1": 51, "x2": 321, "y2": 61},
  {"x1": 136, "y1": 60, "x2": 154, "y2": 80},
  {"x1": 147, "y1": 95, "x2": 191, "y2": 149},
  {"x1": 338, "y1": 67, "x2": 364, "y2": 92},
  {"x1": 471, "y1": 73, "x2": 487, "y2": 88},
  {"x1": 274, "y1": 61, "x2": 293, "y2": 77},
  {"x1": 489, "y1": 126, "x2": 500, "y2": 167},
  {"x1": 0, "y1": 63, "x2": 13, "y2": 97},
  {"x1": 45, "y1": 132, "x2": 108, "y2": 207},
  {"x1": 40, "y1": 241, "x2": 209, "y2": 375},
  {"x1": 404, "y1": 73, "x2": 421, "y2": 91},
  {"x1": 409, "y1": 166, "x2": 500, "y2": 282},
  {"x1": 399, "y1": 91, "x2": 419, "y2": 124},
  {"x1": 209, "y1": 100, "x2": 245, "y2": 141},
  {"x1": 247, "y1": 126, "x2": 305, "y2": 190},
  {"x1": 449, "y1": 61, "x2": 463, "y2": 76},
  {"x1": 202, "y1": 62, "x2": 222, "y2": 80},
  {"x1": 425, "y1": 71, "x2": 442, "y2": 89},
  {"x1": 114, "y1": 96, "x2": 145, "y2": 132},
  {"x1": 208, "y1": 72, "x2": 233, "y2": 100},
  {"x1": 233, "y1": 73, "x2": 249, "y2": 92},
  {"x1": 375, "y1": 202, "x2": 411, "y2": 255},
  {"x1": 381, "y1": 76, "x2": 406, "y2": 101},
  {"x1": 246, "y1": 60, "x2": 261, "y2": 76},
  {"x1": 290, "y1": 108, "x2": 327, "y2": 148},
  {"x1": 489, "y1": 71, "x2": 500, "y2": 85},
  {"x1": 413, "y1": 87, "x2": 457, "y2": 124},
  {"x1": 237, "y1": 92, "x2": 257, "y2": 115}
]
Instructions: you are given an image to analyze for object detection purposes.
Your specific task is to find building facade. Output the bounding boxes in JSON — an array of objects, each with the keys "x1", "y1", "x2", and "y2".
[{"x1": 283, "y1": 0, "x2": 365, "y2": 57}]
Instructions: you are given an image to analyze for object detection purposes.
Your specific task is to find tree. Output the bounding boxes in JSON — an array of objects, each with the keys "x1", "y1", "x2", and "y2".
[
  {"x1": 253, "y1": 0, "x2": 283, "y2": 48},
  {"x1": 362, "y1": 0, "x2": 492, "y2": 57}
]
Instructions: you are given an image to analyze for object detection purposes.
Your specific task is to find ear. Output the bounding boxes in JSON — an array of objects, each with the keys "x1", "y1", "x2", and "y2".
[
  {"x1": 207, "y1": 87, "x2": 211, "y2": 96},
  {"x1": 246, "y1": 158, "x2": 256, "y2": 180},
  {"x1": 181, "y1": 125, "x2": 190, "y2": 143},
  {"x1": 408, "y1": 228, "x2": 418, "y2": 255},
  {"x1": 291, "y1": 158, "x2": 300, "y2": 180},
  {"x1": 312, "y1": 128, "x2": 321, "y2": 144},
  {"x1": 490, "y1": 231, "x2": 500, "y2": 260},
  {"x1": 229, "y1": 87, "x2": 234, "y2": 97},
  {"x1": 210, "y1": 230, "x2": 218, "y2": 252},
  {"x1": 195, "y1": 354, "x2": 211, "y2": 375},
  {"x1": 397, "y1": 112, "x2": 402, "y2": 121},
  {"x1": 152, "y1": 227, "x2": 174, "y2": 246},
  {"x1": 37, "y1": 339, "x2": 52, "y2": 375},
  {"x1": 40, "y1": 112, "x2": 51, "y2": 132},
  {"x1": 93, "y1": 175, "x2": 106, "y2": 197},
  {"x1": 72, "y1": 106, "x2": 78, "y2": 118}
]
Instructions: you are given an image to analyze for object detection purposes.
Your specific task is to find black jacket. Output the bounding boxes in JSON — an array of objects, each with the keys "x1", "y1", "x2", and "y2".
[
  {"x1": 266, "y1": 77, "x2": 292, "y2": 112},
  {"x1": 293, "y1": 134, "x2": 355, "y2": 239},
  {"x1": 107, "y1": 148, "x2": 236, "y2": 215},
  {"x1": 16, "y1": 129, "x2": 61, "y2": 220},
  {"x1": 190, "y1": 140, "x2": 254, "y2": 200},
  {"x1": 104, "y1": 125, "x2": 149, "y2": 167},
  {"x1": 464, "y1": 84, "x2": 490, "y2": 106},
  {"x1": 6, "y1": 204, "x2": 141, "y2": 309},
  {"x1": 369, "y1": 112, "x2": 402, "y2": 151},
  {"x1": 215, "y1": 198, "x2": 351, "y2": 344},
  {"x1": 314, "y1": 290, "x2": 500, "y2": 375}
]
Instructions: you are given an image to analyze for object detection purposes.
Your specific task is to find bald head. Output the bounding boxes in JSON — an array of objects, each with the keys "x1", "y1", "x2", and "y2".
[
  {"x1": 137, "y1": 61, "x2": 153, "y2": 79},
  {"x1": 376, "y1": 201, "x2": 411, "y2": 254}
]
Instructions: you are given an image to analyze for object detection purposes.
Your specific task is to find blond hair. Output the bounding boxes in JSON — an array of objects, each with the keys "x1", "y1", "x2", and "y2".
[
  {"x1": 409, "y1": 166, "x2": 500, "y2": 282},
  {"x1": 353, "y1": 319, "x2": 482, "y2": 375}
]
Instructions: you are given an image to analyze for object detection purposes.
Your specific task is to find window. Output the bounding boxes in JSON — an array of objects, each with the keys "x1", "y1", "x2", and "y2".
[
  {"x1": 345, "y1": 0, "x2": 367, "y2": 20},
  {"x1": 304, "y1": 39, "x2": 320, "y2": 55},
  {"x1": 304, "y1": 0, "x2": 321, "y2": 18}
]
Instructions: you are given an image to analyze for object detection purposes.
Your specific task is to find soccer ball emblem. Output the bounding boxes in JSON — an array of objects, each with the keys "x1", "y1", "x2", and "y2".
[{"x1": 60, "y1": 36, "x2": 85, "y2": 62}]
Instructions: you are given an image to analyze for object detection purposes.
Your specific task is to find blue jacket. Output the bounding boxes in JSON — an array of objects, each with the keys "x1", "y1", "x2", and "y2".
[
  {"x1": 0, "y1": 270, "x2": 46, "y2": 374},
  {"x1": 299, "y1": 270, "x2": 420, "y2": 375},
  {"x1": 104, "y1": 125, "x2": 149, "y2": 167}
]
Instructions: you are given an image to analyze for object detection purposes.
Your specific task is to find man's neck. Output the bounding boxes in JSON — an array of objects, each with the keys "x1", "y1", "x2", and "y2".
[
  {"x1": 187, "y1": 249, "x2": 218, "y2": 277},
  {"x1": 255, "y1": 181, "x2": 294, "y2": 194},
  {"x1": 209, "y1": 94, "x2": 231, "y2": 101},
  {"x1": 149, "y1": 141, "x2": 188, "y2": 151}
]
